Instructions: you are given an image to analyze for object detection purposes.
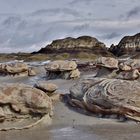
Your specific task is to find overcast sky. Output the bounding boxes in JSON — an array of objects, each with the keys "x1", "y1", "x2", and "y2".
[{"x1": 0, "y1": 0, "x2": 140, "y2": 53}]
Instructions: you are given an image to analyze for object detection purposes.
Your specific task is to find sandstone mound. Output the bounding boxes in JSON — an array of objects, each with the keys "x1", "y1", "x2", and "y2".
[
  {"x1": 93, "y1": 57, "x2": 140, "y2": 80},
  {"x1": 34, "y1": 81, "x2": 60, "y2": 102},
  {"x1": 0, "y1": 62, "x2": 36, "y2": 77},
  {"x1": 96, "y1": 57, "x2": 118, "y2": 69},
  {"x1": 0, "y1": 83, "x2": 52, "y2": 130},
  {"x1": 95, "y1": 57, "x2": 119, "y2": 78},
  {"x1": 68, "y1": 78, "x2": 140, "y2": 121},
  {"x1": 119, "y1": 59, "x2": 140, "y2": 71},
  {"x1": 45, "y1": 60, "x2": 80, "y2": 79},
  {"x1": 35, "y1": 82, "x2": 58, "y2": 93},
  {"x1": 115, "y1": 59, "x2": 140, "y2": 80}
]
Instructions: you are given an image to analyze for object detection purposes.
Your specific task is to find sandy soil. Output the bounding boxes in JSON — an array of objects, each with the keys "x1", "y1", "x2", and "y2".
[{"x1": 0, "y1": 67, "x2": 140, "y2": 140}]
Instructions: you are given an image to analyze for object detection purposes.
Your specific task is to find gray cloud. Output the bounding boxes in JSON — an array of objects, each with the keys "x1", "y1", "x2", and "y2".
[
  {"x1": 31, "y1": 8, "x2": 81, "y2": 17},
  {"x1": 126, "y1": 6, "x2": 140, "y2": 19},
  {"x1": 69, "y1": 0, "x2": 93, "y2": 5},
  {"x1": 100, "y1": 32, "x2": 121, "y2": 40},
  {"x1": 0, "y1": 0, "x2": 139, "y2": 53}
]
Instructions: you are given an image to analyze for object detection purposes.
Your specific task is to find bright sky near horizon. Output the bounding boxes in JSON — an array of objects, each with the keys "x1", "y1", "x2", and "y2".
[{"x1": 0, "y1": 0, "x2": 140, "y2": 52}]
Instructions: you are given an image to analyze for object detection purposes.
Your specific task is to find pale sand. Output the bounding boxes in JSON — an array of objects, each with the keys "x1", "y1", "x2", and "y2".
[{"x1": 0, "y1": 68, "x2": 140, "y2": 140}]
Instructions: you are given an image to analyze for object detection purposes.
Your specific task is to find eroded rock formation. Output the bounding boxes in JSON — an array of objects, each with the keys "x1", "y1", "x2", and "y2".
[
  {"x1": 0, "y1": 62, "x2": 36, "y2": 77},
  {"x1": 35, "y1": 36, "x2": 112, "y2": 56},
  {"x1": 34, "y1": 81, "x2": 60, "y2": 102},
  {"x1": 0, "y1": 83, "x2": 52, "y2": 130},
  {"x1": 45, "y1": 60, "x2": 80, "y2": 79},
  {"x1": 95, "y1": 57, "x2": 119, "y2": 78},
  {"x1": 68, "y1": 78, "x2": 140, "y2": 121},
  {"x1": 109, "y1": 33, "x2": 140, "y2": 56},
  {"x1": 96, "y1": 57, "x2": 118, "y2": 69},
  {"x1": 94, "y1": 57, "x2": 140, "y2": 80}
]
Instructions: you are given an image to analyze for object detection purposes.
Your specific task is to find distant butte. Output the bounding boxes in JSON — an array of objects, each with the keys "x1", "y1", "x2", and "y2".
[
  {"x1": 34, "y1": 36, "x2": 112, "y2": 56},
  {"x1": 109, "y1": 33, "x2": 140, "y2": 56}
]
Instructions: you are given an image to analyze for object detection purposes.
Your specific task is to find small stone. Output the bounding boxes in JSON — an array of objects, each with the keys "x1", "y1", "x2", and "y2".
[{"x1": 35, "y1": 81, "x2": 58, "y2": 93}]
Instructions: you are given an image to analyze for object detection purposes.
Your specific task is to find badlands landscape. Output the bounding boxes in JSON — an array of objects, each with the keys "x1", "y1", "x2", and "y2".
[{"x1": 0, "y1": 33, "x2": 140, "y2": 140}]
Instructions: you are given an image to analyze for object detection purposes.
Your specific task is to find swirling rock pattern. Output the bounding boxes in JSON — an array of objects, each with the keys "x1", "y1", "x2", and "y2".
[{"x1": 69, "y1": 78, "x2": 140, "y2": 121}]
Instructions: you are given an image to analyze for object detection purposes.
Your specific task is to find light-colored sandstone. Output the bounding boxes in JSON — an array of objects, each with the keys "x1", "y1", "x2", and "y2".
[
  {"x1": 0, "y1": 83, "x2": 52, "y2": 130},
  {"x1": 96, "y1": 57, "x2": 118, "y2": 69},
  {"x1": 45, "y1": 60, "x2": 77, "y2": 71},
  {"x1": 35, "y1": 81, "x2": 58, "y2": 93},
  {"x1": 45, "y1": 60, "x2": 80, "y2": 79},
  {"x1": 70, "y1": 69, "x2": 80, "y2": 79}
]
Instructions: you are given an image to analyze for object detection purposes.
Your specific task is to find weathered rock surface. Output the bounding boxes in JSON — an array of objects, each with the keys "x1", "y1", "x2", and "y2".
[
  {"x1": 28, "y1": 67, "x2": 36, "y2": 76},
  {"x1": 109, "y1": 33, "x2": 140, "y2": 56},
  {"x1": 0, "y1": 62, "x2": 36, "y2": 77},
  {"x1": 35, "y1": 81, "x2": 60, "y2": 103},
  {"x1": 77, "y1": 61, "x2": 96, "y2": 71},
  {"x1": 116, "y1": 69, "x2": 140, "y2": 80},
  {"x1": 115, "y1": 59, "x2": 140, "y2": 80},
  {"x1": 35, "y1": 81, "x2": 58, "y2": 93},
  {"x1": 68, "y1": 78, "x2": 140, "y2": 121},
  {"x1": 35, "y1": 36, "x2": 112, "y2": 56},
  {"x1": 93, "y1": 57, "x2": 140, "y2": 80},
  {"x1": 119, "y1": 59, "x2": 140, "y2": 71},
  {"x1": 96, "y1": 57, "x2": 118, "y2": 69},
  {"x1": 0, "y1": 83, "x2": 52, "y2": 130},
  {"x1": 94, "y1": 57, "x2": 118, "y2": 78},
  {"x1": 45, "y1": 60, "x2": 80, "y2": 79},
  {"x1": 70, "y1": 69, "x2": 80, "y2": 79},
  {"x1": 45, "y1": 60, "x2": 77, "y2": 71}
]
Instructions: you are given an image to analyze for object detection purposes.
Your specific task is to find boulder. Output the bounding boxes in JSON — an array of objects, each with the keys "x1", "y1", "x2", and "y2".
[
  {"x1": 45, "y1": 60, "x2": 80, "y2": 79},
  {"x1": 5, "y1": 62, "x2": 28, "y2": 74},
  {"x1": 28, "y1": 67, "x2": 37, "y2": 76},
  {"x1": 0, "y1": 83, "x2": 52, "y2": 130},
  {"x1": 116, "y1": 69, "x2": 140, "y2": 80},
  {"x1": 35, "y1": 81, "x2": 58, "y2": 93},
  {"x1": 0, "y1": 62, "x2": 36, "y2": 77},
  {"x1": 119, "y1": 63, "x2": 132, "y2": 71},
  {"x1": 95, "y1": 57, "x2": 118, "y2": 78},
  {"x1": 45, "y1": 60, "x2": 77, "y2": 71},
  {"x1": 34, "y1": 81, "x2": 60, "y2": 103},
  {"x1": 70, "y1": 69, "x2": 80, "y2": 79},
  {"x1": 119, "y1": 59, "x2": 140, "y2": 71},
  {"x1": 68, "y1": 78, "x2": 140, "y2": 121},
  {"x1": 96, "y1": 57, "x2": 118, "y2": 69}
]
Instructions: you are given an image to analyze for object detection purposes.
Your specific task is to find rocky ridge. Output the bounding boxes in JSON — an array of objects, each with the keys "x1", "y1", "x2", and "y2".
[
  {"x1": 109, "y1": 33, "x2": 140, "y2": 56},
  {"x1": 35, "y1": 36, "x2": 112, "y2": 56}
]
